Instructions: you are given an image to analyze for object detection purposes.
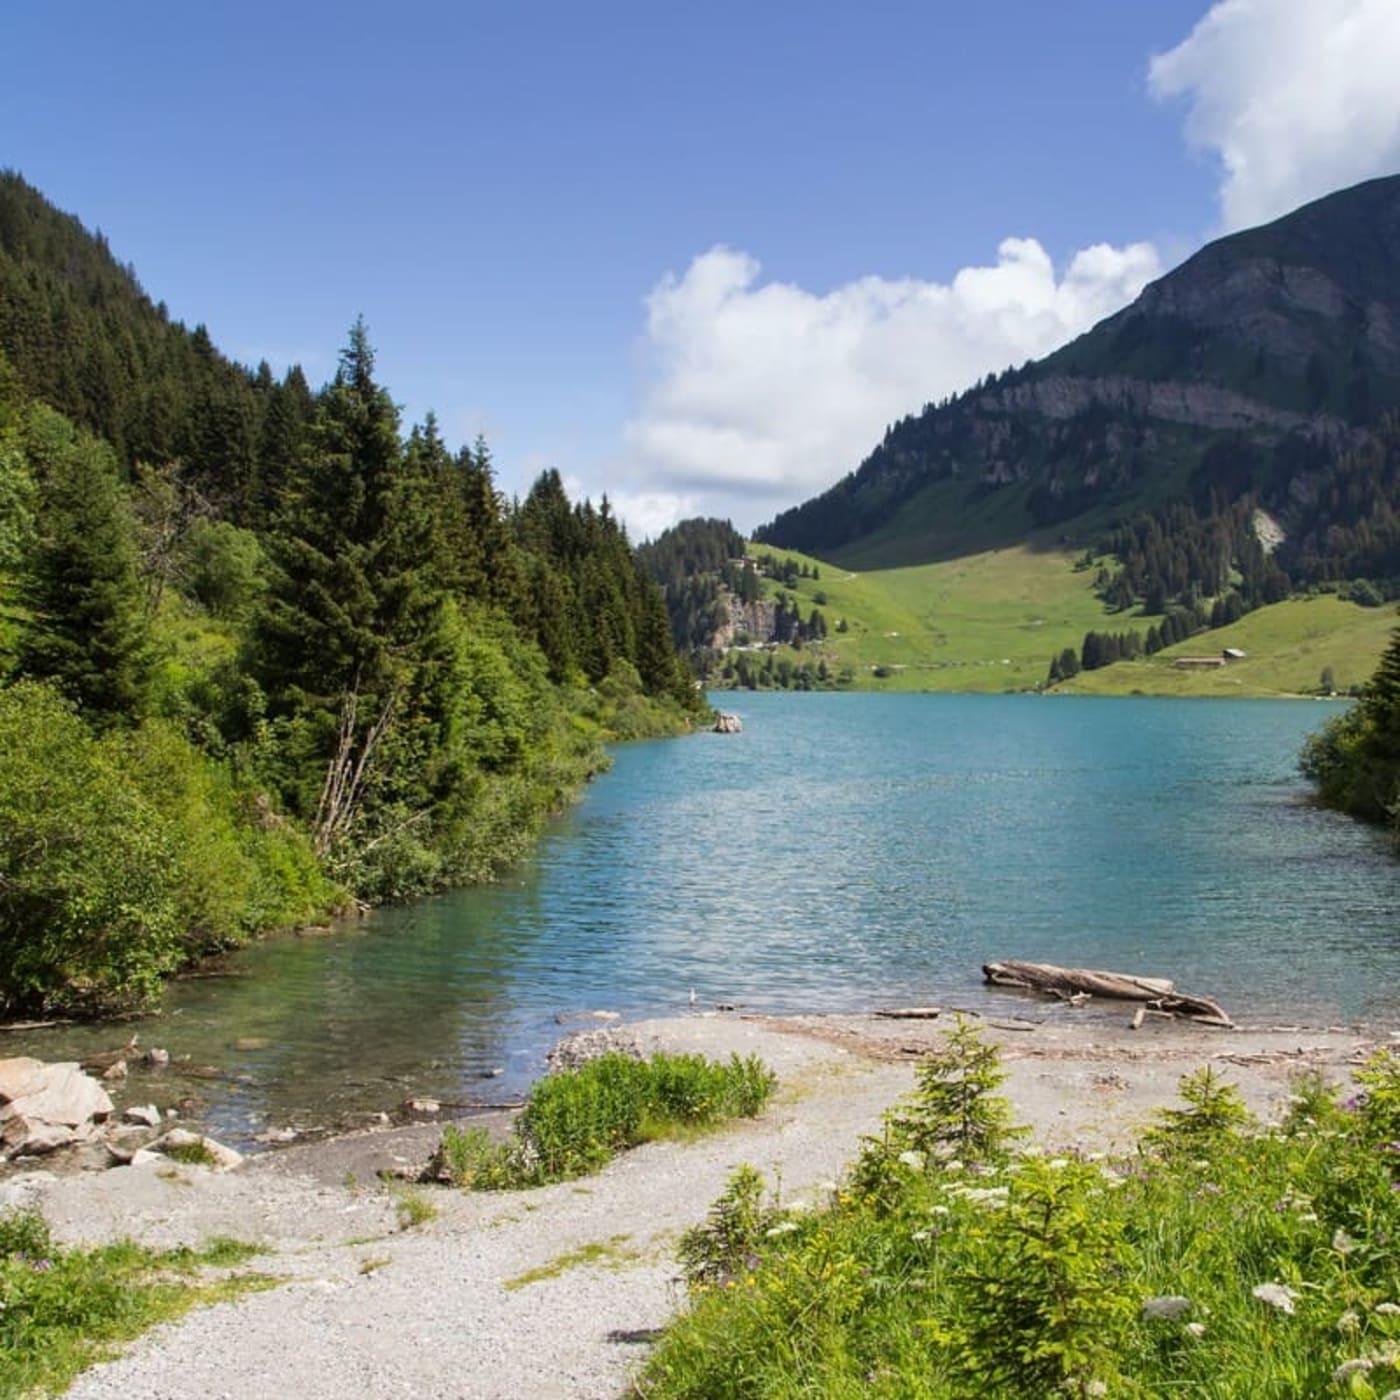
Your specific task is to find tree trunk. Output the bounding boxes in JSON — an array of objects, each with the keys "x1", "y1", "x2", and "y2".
[{"x1": 982, "y1": 960, "x2": 1233, "y2": 1027}]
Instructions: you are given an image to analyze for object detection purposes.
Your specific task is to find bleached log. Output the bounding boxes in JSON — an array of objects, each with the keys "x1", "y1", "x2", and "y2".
[{"x1": 983, "y1": 961, "x2": 1233, "y2": 1027}]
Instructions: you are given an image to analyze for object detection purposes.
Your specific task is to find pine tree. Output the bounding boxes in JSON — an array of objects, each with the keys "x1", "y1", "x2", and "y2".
[{"x1": 17, "y1": 404, "x2": 153, "y2": 723}]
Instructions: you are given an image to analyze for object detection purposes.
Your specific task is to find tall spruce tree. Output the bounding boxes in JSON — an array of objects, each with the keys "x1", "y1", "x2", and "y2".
[
  {"x1": 16, "y1": 404, "x2": 153, "y2": 723},
  {"x1": 254, "y1": 321, "x2": 444, "y2": 847}
]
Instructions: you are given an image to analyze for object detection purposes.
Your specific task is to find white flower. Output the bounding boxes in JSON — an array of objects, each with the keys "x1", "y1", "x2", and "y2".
[
  {"x1": 817, "y1": 1180, "x2": 839, "y2": 1194},
  {"x1": 911, "y1": 1229, "x2": 931, "y2": 1243},
  {"x1": 897, "y1": 1149, "x2": 925, "y2": 1171},
  {"x1": 764, "y1": 1221, "x2": 798, "y2": 1238},
  {"x1": 1375, "y1": 1302, "x2": 1400, "y2": 1315},
  {"x1": 1185, "y1": 1322, "x2": 1206, "y2": 1338},
  {"x1": 944, "y1": 1160, "x2": 964, "y2": 1173},
  {"x1": 1338, "y1": 1309, "x2": 1361, "y2": 1332},
  {"x1": 1047, "y1": 1157, "x2": 1069, "y2": 1170},
  {"x1": 1253, "y1": 1282, "x2": 1299, "y2": 1314},
  {"x1": 1333, "y1": 1227, "x2": 1359, "y2": 1255},
  {"x1": 1334, "y1": 1360, "x2": 1374, "y2": 1382},
  {"x1": 1191, "y1": 1159, "x2": 1211, "y2": 1170},
  {"x1": 1142, "y1": 1296, "x2": 1192, "y2": 1321},
  {"x1": 929, "y1": 1205, "x2": 950, "y2": 1217}
]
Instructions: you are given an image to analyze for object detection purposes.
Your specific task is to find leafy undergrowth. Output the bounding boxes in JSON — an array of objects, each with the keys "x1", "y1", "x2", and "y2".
[
  {"x1": 640, "y1": 1016, "x2": 1400, "y2": 1400},
  {"x1": 432, "y1": 1051, "x2": 776, "y2": 1189},
  {"x1": 0, "y1": 1212, "x2": 274, "y2": 1398}
]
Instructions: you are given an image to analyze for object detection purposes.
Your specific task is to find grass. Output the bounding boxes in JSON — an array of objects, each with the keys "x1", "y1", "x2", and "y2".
[
  {"x1": 734, "y1": 538, "x2": 1119, "y2": 693},
  {"x1": 638, "y1": 1024, "x2": 1400, "y2": 1400},
  {"x1": 389, "y1": 1187, "x2": 438, "y2": 1231},
  {"x1": 0, "y1": 1212, "x2": 276, "y2": 1398},
  {"x1": 432, "y1": 1051, "x2": 776, "y2": 1190},
  {"x1": 502, "y1": 1234, "x2": 641, "y2": 1291},
  {"x1": 725, "y1": 538, "x2": 1395, "y2": 698},
  {"x1": 1062, "y1": 595, "x2": 1399, "y2": 698}
]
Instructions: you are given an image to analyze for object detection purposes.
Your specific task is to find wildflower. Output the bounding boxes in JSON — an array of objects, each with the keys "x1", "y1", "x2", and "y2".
[
  {"x1": 1142, "y1": 1296, "x2": 1192, "y2": 1321},
  {"x1": 1185, "y1": 1322, "x2": 1207, "y2": 1338},
  {"x1": 1333, "y1": 1227, "x2": 1359, "y2": 1255},
  {"x1": 1338, "y1": 1310, "x2": 1361, "y2": 1332},
  {"x1": 1335, "y1": 1360, "x2": 1374, "y2": 1382},
  {"x1": 1253, "y1": 1282, "x2": 1299, "y2": 1314},
  {"x1": 1191, "y1": 1159, "x2": 1211, "y2": 1170},
  {"x1": 911, "y1": 1229, "x2": 931, "y2": 1243},
  {"x1": 929, "y1": 1205, "x2": 950, "y2": 1217},
  {"x1": 1375, "y1": 1302, "x2": 1400, "y2": 1315},
  {"x1": 944, "y1": 1160, "x2": 964, "y2": 1173},
  {"x1": 1047, "y1": 1157, "x2": 1069, "y2": 1170},
  {"x1": 897, "y1": 1149, "x2": 925, "y2": 1171},
  {"x1": 764, "y1": 1221, "x2": 798, "y2": 1238}
]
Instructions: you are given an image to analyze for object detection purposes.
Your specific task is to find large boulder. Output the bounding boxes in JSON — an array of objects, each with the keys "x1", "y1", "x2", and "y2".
[{"x1": 0, "y1": 1057, "x2": 114, "y2": 1157}]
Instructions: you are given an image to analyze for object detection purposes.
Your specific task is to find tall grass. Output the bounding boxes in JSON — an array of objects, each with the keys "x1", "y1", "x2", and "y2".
[
  {"x1": 641, "y1": 1022, "x2": 1400, "y2": 1399},
  {"x1": 433, "y1": 1051, "x2": 775, "y2": 1189}
]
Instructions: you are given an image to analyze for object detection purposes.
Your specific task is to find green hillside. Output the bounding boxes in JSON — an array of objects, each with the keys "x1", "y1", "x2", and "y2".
[
  {"x1": 717, "y1": 543, "x2": 1394, "y2": 697},
  {"x1": 723, "y1": 541, "x2": 1111, "y2": 693},
  {"x1": 1057, "y1": 595, "x2": 1396, "y2": 698}
]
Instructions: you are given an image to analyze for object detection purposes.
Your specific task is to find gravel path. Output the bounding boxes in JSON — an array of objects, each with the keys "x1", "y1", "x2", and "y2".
[{"x1": 9, "y1": 1011, "x2": 1384, "y2": 1399}]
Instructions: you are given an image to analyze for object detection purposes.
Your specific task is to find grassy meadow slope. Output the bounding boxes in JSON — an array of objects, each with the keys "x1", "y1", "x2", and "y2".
[
  {"x1": 741, "y1": 540, "x2": 1116, "y2": 692},
  {"x1": 1060, "y1": 595, "x2": 1398, "y2": 698},
  {"x1": 737, "y1": 543, "x2": 1395, "y2": 697}
]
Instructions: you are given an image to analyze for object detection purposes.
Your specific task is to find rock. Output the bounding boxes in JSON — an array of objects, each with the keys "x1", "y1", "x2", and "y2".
[
  {"x1": 0, "y1": 1057, "x2": 114, "y2": 1157},
  {"x1": 713, "y1": 712, "x2": 743, "y2": 734},
  {"x1": 151, "y1": 1127, "x2": 244, "y2": 1171},
  {"x1": 101, "y1": 1059, "x2": 129, "y2": 1082},
  {"x1": 253, "y1": 1127, "x2": 298, "y2": 1144},
  {"x1": 545, "y1": 1028, "x2": 642, "y2": 1074},
  {"x1": 122, "y1": 1103, "x2": 163, "y2": 1128},
  {"x1": 127, "y1": 1148, "x2": 162, "y2": 1167},
  {"x1": 404, "y1": 1098, "x2": 441, "y2": 1115},
  {"x1": 143, "y1": 1047, "x2": 171, "y2": 1067}
]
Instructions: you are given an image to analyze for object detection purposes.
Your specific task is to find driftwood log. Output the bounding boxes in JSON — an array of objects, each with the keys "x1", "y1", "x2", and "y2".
[{"x1": 982, "y1": 960, "x2": 1233, "y2": 1028}]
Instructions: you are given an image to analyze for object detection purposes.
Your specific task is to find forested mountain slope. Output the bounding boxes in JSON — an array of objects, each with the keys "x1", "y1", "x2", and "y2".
[
  {"x1": 0, "y1": 175, "x2": 699, "y2": 1017},
  {"x1": 758, "y1": 175, "x2": 1400, "y2": 589}
]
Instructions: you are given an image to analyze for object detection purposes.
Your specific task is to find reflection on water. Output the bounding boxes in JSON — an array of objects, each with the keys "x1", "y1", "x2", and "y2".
[{"x1": 9, "y1": 694, "x2": 1399, "y2": 1146}]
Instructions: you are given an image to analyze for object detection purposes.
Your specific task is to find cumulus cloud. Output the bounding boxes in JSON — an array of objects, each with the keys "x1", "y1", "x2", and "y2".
[
  {"x1": 1150, "y1": 0, "x2": 1400, "y2": 231},
  {"x1": 616, "y1": 239, "x2": 1160, "y2": 533}
]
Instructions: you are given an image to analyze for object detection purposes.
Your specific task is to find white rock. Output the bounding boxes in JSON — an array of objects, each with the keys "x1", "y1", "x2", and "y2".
[
  {"x1": 122, "y1": 1103, "x2": 163, "y2": 1128},
  {"x1": 0, "y1": 1058, "x2": 114, "y2": 1156}
]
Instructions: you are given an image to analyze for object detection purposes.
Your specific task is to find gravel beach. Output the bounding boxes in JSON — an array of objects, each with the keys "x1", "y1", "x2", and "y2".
[{"x1": 4, "y1": 1009, "x2": 1389, "y2": 1399}]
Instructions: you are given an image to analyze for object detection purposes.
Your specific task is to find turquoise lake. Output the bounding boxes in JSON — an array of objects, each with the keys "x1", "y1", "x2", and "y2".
[{"x1": 11, "y1": 693, "x2": 1400, "y2": 1145}]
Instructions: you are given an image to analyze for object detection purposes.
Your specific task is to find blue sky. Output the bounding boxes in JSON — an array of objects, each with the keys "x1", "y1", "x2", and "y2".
[{"x1": 5, "y1": 0, "x2": 1400, "y2": 534}]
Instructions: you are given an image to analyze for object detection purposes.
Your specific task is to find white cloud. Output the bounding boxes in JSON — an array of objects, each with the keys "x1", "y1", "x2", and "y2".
[
  {"x1": 1150, "y1": 0, "x2": 1400, "y2": 231},
  {"x1": 617, "y1": 239, "x2": 1160, "y2": 532}
]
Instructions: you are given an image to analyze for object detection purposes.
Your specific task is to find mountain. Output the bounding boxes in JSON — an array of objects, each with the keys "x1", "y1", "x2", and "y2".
[{"x1": 757, "y1": 175, "x2": 1400, "y2": 578}]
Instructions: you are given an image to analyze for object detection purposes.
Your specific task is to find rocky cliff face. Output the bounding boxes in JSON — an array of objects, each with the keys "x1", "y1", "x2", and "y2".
[
  {"x1": 759, "y1": 174, "x2": 1400, "y2": 560},
  {"x1": 709, "y1": 595, "x2": 777, "y2": 649}
]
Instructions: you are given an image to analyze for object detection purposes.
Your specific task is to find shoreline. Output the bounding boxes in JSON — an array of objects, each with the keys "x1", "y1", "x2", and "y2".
[{"x1": 6, "y1": 1009, "x2": 1394, "y2": 1399}]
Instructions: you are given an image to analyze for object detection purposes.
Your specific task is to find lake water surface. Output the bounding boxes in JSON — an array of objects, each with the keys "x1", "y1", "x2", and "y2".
[{"x1": 11, "y1": 694, "x2": 1400, "y2": 1145}]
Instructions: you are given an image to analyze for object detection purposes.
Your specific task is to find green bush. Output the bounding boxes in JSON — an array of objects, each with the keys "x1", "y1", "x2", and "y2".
[
  {"x1": 435, "y1": 1052, "x2": 777, "y2": 1190},
  {"x1": 0, "y1": 681, "x2": 333, "y2": 1015},
  {"x1": 642, "y1": 1041, "x2": 1400, "y2": 1400}
]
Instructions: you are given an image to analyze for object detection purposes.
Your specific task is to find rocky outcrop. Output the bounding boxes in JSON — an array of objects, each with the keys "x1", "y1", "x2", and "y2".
[
  {"x1": 713, "y1": 712, "x2": 743, "y2": 733},
  {"x1": 0, "y1": 1057, "x2": 114, "y2": 1157},
  {"x1": 710, "y1": 595, "x2": 777, "y2": 650}
]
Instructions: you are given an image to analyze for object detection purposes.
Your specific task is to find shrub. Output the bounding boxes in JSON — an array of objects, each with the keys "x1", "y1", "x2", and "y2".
[
  {"x1": 677, "y1": 1165, "x2": 781, "y2": 1289},
  {"x1": 1141, "y1": 1066, "x2": 1252, "y2": 1158},
  {"x1": 437, "y1": 1052, "x2": 776, "y2": 1190}
]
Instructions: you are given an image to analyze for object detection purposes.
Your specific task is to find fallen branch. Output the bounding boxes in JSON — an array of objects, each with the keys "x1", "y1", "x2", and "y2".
[{"x1": 873, "y1": 1007, "x2": 943, "y2": 1020}]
